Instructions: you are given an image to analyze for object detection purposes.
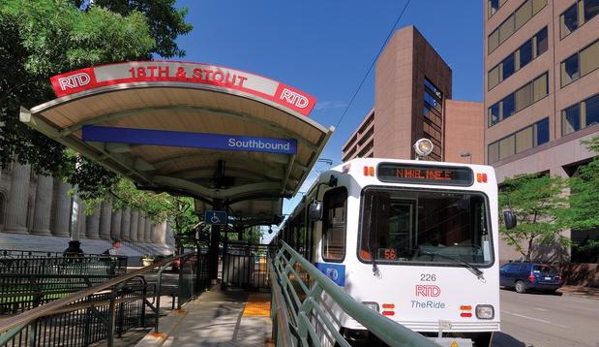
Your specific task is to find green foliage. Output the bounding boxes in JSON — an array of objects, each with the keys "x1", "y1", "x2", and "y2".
[
  {"x1": 571, "y1": 238, "x2": 599, "y2": 263},
  {"x1": 499, "y1": 173, "x2": 570, "y2": 260},
  {"x1": 0, "y1": 0, "x2": 191, "y2": 200},
  {"x1": 565, "y1": 136, "x2": 599, "y2": 230}
]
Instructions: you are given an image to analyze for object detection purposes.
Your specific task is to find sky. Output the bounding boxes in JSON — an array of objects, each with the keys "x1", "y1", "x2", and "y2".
[{"x1": 173, "y1": 1, "x2": 484, "y2": 240}]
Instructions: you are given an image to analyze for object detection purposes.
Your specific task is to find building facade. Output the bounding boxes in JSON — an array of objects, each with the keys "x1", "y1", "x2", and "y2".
[
  {"x1": 0, "y1": 163, "x2": 172, "y2": 254},
  {"x1": 485, "y1": 0, "x2": 599, "y2": 261},
  {"x1": 342, "y1": 26, "x2": 484, "y2": 164},
  {"x1": 485, "y1": 0, "x2": 599, "y2": 179}
]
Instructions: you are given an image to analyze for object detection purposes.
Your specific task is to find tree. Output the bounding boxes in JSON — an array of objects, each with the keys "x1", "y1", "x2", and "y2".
[
  {"x1": 499, "y1": 173, "x2": 570, "y2": 261},
  {"x1": 565, "y1": 136, "x2": 599, "y2": 230},
  {"x1": 0, "y1": 0, "x2": 191, "y2": 199}
]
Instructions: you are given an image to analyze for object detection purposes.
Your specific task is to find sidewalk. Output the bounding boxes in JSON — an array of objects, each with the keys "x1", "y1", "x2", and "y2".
[
  {"x1": 135, "y1": 284, "x2": 273, "y2": 347},
  {"x1": 557, "y1": 285, "x2": 599, "y2": 299}
]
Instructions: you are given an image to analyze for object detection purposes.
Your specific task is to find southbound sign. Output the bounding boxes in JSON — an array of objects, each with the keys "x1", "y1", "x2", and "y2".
[
  {"x1": 50, "y1": 61, "x2": 316, "y2": 116},
  {"x1": 82, "y1": 126, "x2": 297, "y2": 154}
]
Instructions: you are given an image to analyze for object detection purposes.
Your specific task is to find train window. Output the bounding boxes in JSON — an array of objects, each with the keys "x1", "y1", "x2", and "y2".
[
  {"x1": 359, "y1": 188, "x2": 493, "y2": 265},
  {"x1": 322, "y1": 187, "x2": 347, "y2": 262}
]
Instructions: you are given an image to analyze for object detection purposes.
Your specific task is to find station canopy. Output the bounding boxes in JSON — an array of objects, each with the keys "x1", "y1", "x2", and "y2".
[{"x1": 21, "y1": 61, "x2": 334, "y2": 224}]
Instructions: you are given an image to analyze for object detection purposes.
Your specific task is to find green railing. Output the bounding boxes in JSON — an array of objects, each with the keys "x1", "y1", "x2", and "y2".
[
  {"x1": 270, "y1": 241, "x2": 440, "y2": 347},
  {"x1": 0, "y1": 252, "x2": 200, "y2": 347}
]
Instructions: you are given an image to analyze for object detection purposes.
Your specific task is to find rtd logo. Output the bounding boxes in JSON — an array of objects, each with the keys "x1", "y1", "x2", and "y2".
[
  {"x1": 280, "y1": 88, "x2": 310, "y2": 109},
  {"x1": 58, "y1": 73, "x2": 91, "y2": 91},
  {"x1": 415, "y1": 284, "x2": 441, "y2": 297}
]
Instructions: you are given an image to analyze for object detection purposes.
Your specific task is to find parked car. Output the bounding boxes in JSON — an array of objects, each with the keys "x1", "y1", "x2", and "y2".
[{"x1": 499, "y1": 261, "x2": 563, "y2": 294}]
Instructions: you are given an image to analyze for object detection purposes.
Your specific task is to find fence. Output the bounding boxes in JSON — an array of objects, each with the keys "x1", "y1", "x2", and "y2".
[
  {"x1": 221, "y1": 243, "x2": 273, "y2": 291},
  {"x1": 0, "y1": 252, "x2": 200, "y2": 347}
]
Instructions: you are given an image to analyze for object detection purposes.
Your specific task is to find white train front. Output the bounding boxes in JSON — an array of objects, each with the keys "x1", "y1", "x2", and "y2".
[{"x1": 278, "y1": 156, "x2": 511, "y2": 347}]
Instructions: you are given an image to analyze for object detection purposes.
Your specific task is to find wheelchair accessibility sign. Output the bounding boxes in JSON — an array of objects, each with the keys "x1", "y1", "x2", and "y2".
[{"x1": 204, "y1": 210, "x2": 227, "y2": 225}]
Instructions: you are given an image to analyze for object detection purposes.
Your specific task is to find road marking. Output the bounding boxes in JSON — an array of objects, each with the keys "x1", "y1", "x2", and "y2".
[
  {"x1": 533, "y1": 307, "x2": 549, "y2": 312},
  {"x1": 504, "y1": 310, "x2": 568, "y2": 328}
]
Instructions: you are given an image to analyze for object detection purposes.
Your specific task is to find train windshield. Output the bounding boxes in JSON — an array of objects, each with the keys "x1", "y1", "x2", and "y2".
[{"x1": 358, "y1": 188, "x2": 493, "y2": 266}]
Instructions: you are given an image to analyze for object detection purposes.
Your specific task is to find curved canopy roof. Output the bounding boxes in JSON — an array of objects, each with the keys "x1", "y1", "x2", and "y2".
[{"x1": 22, "y1": 61, "x2": 333, "y2": 221}]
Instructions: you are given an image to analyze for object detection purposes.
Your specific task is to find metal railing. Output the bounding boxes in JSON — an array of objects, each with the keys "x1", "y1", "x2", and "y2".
[
  {"x1": 270, "y1": 241, "x2": 440, "y2": 347},
  {"x1": 0, "y1": 252, "x2": 201, "y2": 347},
  {"x1": 221, "y1": 243, "x2": 273, "y2": 291}
]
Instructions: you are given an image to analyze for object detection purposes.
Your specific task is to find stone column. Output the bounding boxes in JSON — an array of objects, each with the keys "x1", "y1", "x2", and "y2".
[
  {"x1": 137, "y1": 213, "x2": 145, "y2": 242},
  {"x1": 154, "y1": 221, "x2": 167, "y2": 244},
  {"x1": 120, "y1": 207, "x2": 131, "y2": 241},
  {"x1": 151, "y1": 222, "x2": 160, "y2": 243},
  {"x1": 72, "y1": 197, "x2": 86, "y2": 240},
  {"x1": 144, "y1": 218, "x2": 152, "y2": 243},
  {"x1": 31, "y1": 175, "x2": 53, "y2": 236},
  {"x1": 52, "y1": 180, "x2": 72, "y2": 237},
  {"x1": 129, "y1": 209, "x2": 139, "y2": 242},
  {"x1": 85, "y1": 205, "x2": 101, "y2": 239},
  {"x1": 3, "y1": 164, "x2": 31, "y2": 234},
  {"x1": 110, "y1": 209, "x2": 122, "y2": 241},
  {"x1": 99, "y1": 202, "x2": 112, "y2": 240}
]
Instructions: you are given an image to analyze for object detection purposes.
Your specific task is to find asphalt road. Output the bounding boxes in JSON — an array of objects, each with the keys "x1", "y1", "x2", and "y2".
[{"x1": 491, "y1": 289, "x2": 599, "y2": 347}]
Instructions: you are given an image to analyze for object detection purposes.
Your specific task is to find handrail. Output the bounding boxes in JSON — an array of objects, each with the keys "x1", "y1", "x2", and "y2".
[
  {"x1": 274, "y1": 241, "x2": 440, "y2": 347},
  {"x1": 0, "y1": 251, "x2": 195, "y2": 334},
  {"x1": 268, "y1": 260, "x2": 293, "y2": 347}
]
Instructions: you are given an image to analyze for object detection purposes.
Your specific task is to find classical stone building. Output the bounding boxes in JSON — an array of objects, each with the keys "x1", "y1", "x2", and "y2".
[{"x1": 0, "y1": 163, "x2": 174, "y2": 256}]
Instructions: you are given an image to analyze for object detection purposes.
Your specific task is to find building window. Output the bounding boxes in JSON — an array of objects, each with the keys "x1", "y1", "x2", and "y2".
[
  {"x1": 519, "y1": 39, "x2": 533, "y2": 68},
  {"x1": 562, "y1": 104, "x2": 581, "y2": 135},
  {"x1": 536, "y1": 118, "x2": 549, "y2": 145},
  {"x1": 503, "y1": 53, "x2": 515, "y2": 80},
  {"x1": 487, "y1": 27, "x2": 546, "y2": 91},
  {"x1": 584, "y1": 0, "x2": 599, "y2": 22},
  {"x1": 535, "y1": 27, "x2": 548, "y2": 56},
  {"x1": 423, "y1": 77, "x2": 443, "y2": 150},
  {"x1": 585, "y1": 93, "x2": 599, "y2": 128},
  {"x1": 561, "y1": 0, "x2": 599, "y2": 39},
  {"x1": 560, "y1": 39, "x2": 599, "y2": 88},
  {"x1": 503, "y1": 94, "x2": 515, "y2": 120},
  {"x1": 561, "y1": 3, "x2": 579, "y2": 39},
  {"x1": 561, "y1": 53, "x2": 580, "y2": 87},
  {"x1": 516, "y1": 127, "x2": 533, "y2": 153},
  {"x1": 488, "y1": 117, "x2": 549, "y2": 164},
  {"x1": 562, "y1": 93, "x2": 599, "y2": 136},
  {"x1": 488, "y1": 72, "x2": 548, "y2": 127},
  {"x1": 515, "y1": 83, "x2": 533, "y2": 113},
  {"x1": 488, "y1": 0, "x2": 547, "y2": 54},
  {"x1": 488, "y1": 103, "x2": 500, "y2": 126},
  {"x1": 533, "y1": 72, "x2": 548, "y2": 102},
  {"x1": 580, "y1": 39, "x2": 599, "y2": 76},
  {"x1": 489, "y1": 0, "x2": 509, "y2": 18}
]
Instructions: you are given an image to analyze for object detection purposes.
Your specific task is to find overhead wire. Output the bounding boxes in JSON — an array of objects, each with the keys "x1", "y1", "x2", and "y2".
[{"x1": 334, "y1": 0, "x2": 412, "y2": 130}]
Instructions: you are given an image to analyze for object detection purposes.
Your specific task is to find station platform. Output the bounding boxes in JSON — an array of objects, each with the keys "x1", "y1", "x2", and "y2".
[{"x1": 137, "y1": 284, "x2": 273, "y2": 347}]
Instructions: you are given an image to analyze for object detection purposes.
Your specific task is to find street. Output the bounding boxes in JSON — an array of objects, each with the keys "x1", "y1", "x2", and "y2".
[{"x1": 492, "y1": 289, "x2": 599, "y2": 347}]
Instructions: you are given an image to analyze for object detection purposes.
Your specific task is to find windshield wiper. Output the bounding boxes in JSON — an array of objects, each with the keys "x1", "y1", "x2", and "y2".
[{"x1": 418, "y1": 250, "x2": 485, "y2": 280}]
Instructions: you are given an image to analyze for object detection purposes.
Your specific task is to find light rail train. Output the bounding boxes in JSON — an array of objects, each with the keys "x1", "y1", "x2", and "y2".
[{"x1": 275, "y1": 141, "x2": 515, "y2": 347}]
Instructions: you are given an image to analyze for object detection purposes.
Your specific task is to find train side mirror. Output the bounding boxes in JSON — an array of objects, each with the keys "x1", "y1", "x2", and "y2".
[
  {"x1": 309, "y1": 200, "x2": 323, "y2": 221},
  {"x1": 503, "y1": 210, "x2": 517, "y2": 229}
]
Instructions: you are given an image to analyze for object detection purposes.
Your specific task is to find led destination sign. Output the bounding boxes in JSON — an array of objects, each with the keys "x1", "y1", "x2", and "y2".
[{"x1": 377, "y1": 163, "x2": 473, "y2": 186}]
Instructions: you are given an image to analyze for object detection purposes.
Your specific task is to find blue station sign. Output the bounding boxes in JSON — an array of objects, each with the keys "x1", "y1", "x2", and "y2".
[{"x1": 82, "y1": 125, "x2": 297, "y2": 154}]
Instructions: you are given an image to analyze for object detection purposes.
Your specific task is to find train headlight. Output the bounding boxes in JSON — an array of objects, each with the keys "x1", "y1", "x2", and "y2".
[
  {"x1": 362, "y1": 301, "x2": 379, "y2": 312},
  {"x1": 475, "y1": 305, "x2": 494, "y2": 319},
  {"x1": 413, "y1": 138, "x2": 434, "y2": 158}
]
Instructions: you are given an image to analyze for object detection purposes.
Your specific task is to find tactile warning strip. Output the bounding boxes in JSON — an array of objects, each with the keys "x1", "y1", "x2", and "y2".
[{"x1": 242, "y1": 292, "x2": 271, "y2": 316}]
